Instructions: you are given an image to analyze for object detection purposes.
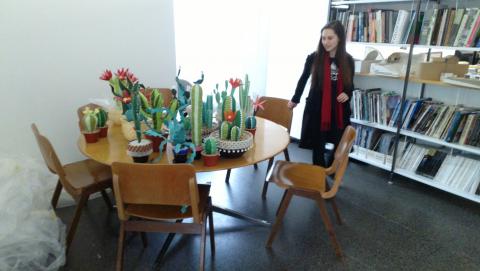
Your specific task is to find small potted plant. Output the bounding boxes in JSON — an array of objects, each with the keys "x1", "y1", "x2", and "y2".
[
  {"x1": 159, "y1": 118, "x2": 196, "y2": 163},
  {"x1": 81, "y1": 107, "x2": 101, "y2": 143},
  {"x1": 96, "y1": 107, "x2": 109, "y2": 137},
  {"x1": 201, "y1": 137, "x2": 220, "y2": 166}
]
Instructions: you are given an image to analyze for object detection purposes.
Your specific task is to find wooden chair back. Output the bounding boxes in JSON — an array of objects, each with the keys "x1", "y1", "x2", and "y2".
[
  {"x1": 254, "y1": 96, "x2": 293, "y2": 132},
  {"x1": 111, "y1": 162, "x2": 201, "y2": 222},
  {"x1": 145, "y1": 88, "x2": 173, "y2": 107},
  {"x1": 323, "y1": 126, "x2": 356, "y2": 199},
  {"x1": 31, "y1": 123, "x2": 76, "y2": 195}
]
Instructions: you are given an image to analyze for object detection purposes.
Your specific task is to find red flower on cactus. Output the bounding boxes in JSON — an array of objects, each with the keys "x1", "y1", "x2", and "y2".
[
  {"x1": 99, "y1": 69, "x2": 112, "y2": 81},
  {"x1": 127, "y1": 71, "x2": 138, "y2": 83},
  {"x1": 115, "y1": 68, "x2": 129, "y2": 80},
  {"x1": 253, "y1": 96, "x2": 266, "y2": 112},
  {"x1": 229, "y1": 78, "x2": 241, "y2": 89},
  {"x1": 224, "y1": 111, "x2": 237, "y2": 122},
  {"x1": 114, "y1": 90, "x2": 132, "y2": 104}
]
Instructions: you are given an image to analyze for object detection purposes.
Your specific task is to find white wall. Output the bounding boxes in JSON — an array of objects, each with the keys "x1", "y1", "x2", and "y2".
[
  {"x1": 174, "y1": 0, "x2": 269, "y2": 98},
  {"x1": 264, "y1": 1, "x2": 328, "y2": 138},
  {"x1": 0, "y1": 0, "x2": 176, "y2": 163}
]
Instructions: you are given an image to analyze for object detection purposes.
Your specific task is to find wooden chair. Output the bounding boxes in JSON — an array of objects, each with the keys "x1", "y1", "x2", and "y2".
[
  {"x1": 31, "y1": 124, "x2": 113, "y2": 252},
  {"x1": 145, "y1": 87, "x2": 174, "y2": 107},
  {"x1": 111, "y1": 162, "x2": 215, "y2": 271},
  {"x1": 225, "y1": 96, "x2": 293, "y2": 188},
  {"x1": 250, "y1": 97, "x2": 293, "y2": 199},
  {"x1": 265, "y1": 126, "x2": 356, "y2": 258}
]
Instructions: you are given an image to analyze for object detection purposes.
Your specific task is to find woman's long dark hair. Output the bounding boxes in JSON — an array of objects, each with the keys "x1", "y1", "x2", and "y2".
[{"x1": 311, "y1": 20, "x2": 352, "y2": 91}]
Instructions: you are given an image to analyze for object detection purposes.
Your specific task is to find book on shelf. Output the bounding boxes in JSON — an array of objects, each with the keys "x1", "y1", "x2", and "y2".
[
  {"x1": 399, "y1": 142, "x2": 480, "y2": 195},
  {"x1": 453, "y1": 8, "x2": 480, "y2": 47},
  {"x1": 447, "y1": 8, "x2": 465, "y2": 46},
  {"x1": 415, "y1": 149, "x2": 447, "y2": 179},
  {"x1": 352, "y1": 92, "x2": 480, "y2": 148}
]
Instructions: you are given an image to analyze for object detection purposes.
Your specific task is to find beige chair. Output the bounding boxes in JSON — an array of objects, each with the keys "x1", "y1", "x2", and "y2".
[
  {"x1": 265, "y1": 126, "x2": 356, "y2": 258},
  {"x1": 225, "y1": 96, "x2": 293, "y2": 195},
  {"x1": 145, "y1": 88, "x2": 174, "y2": 107},
  {"x1": 254, "y1": 97, "x2": 293, "y2": 198},
  {"x1": 31, "y1": 124, "x2": 113, "y2": 252},
  {"x1": 111, "y1": 162, "x2": 215, "y2": 271}
]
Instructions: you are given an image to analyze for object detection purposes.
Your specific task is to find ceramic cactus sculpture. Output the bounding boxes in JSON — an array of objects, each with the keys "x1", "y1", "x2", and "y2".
[
  {"x1": 230, "y1": 126, "x2": 241, "y2": 141},
  {"x1": 190, "y1": 84, "x2": 203, "y2": 147},
  {"x1": 220, "y1": 121, "x2": 230, "y2": 140},
  {"x1": 82, "y1": 108, "x2": 98, "y2": 132},
  {"x1": 245, "y1": 115, "x2": 257, "y2": 129},
  {"x1": 203, "y1": 95, "x2": 213, "y2": 129},
  {"x1": 96, "y1": 108, "x2": 108, "y2": 128},
  {"x1": 234, "y1": 109, "x2": 245, "y2": 135},
  {"x1": 203, "y1": 137, "x2": 218, "y2": 155}
]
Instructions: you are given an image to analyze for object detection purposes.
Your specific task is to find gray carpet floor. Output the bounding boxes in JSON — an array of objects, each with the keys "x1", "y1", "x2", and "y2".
[{"x1": 57, "y1": 142, "x2": 480, "y2": 270}]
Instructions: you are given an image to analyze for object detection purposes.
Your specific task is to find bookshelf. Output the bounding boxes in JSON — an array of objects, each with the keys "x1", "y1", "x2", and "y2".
[
  {"x1": 329, "y1": 0, "x2": 480, "y2": 203},
  {"x1": 356, "y1": 72, "x2": 480, "y2": 90}
]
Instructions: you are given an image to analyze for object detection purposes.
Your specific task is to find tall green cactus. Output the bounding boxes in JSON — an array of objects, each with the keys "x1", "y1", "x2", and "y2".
[
  {"x1": 205, "y1": 95, "x2": 213, "y2": 128},
  {"x1": 234, "y1": 110, "x2": 245, "y2": 135},
  {"x1": 96, "y1": 108, "x2": 108, "y2": 128},
  {"x1": 203, "y1": 137, "x2": 218, "y2": 155},
  {"x1": 191, "y1": 84, "x2": 203, "y2": 146}
]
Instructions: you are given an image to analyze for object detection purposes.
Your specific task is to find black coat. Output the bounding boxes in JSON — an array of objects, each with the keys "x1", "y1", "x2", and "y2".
[{"x1": 291, "y1": 52, "x2": 355, "y2": 149}]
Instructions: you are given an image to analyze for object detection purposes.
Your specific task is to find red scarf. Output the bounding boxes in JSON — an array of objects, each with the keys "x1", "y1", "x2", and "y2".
[{"x1": 320, "y1": 55, "x2": 344, "y2": 131}]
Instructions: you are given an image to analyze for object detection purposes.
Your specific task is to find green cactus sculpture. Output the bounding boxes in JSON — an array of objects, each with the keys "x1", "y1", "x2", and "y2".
[
  {"x1": 191, "y1": 84, "x2": 203, "y2": 147},
  {"x1": 220, "y1": 121, "x2": 230, "y2": 140},
  {"x1": 96, "y1": 108, "x2": 108, "y2": 128},
  {"x1": 204, "y1": 95, "x2": 213, "y2": 129},
  {"x1": 203, "y1": 137, "x2": 218, "y2": 155},
  {"x1": 82, "y1": 108, "x2": 98, "y2": 132},
  {"x1": 245, "y1": 116, "x2": 257, "y2": 129},
  {"x1": 230, "y1": 126, "x2": 241, "y2": 141}
]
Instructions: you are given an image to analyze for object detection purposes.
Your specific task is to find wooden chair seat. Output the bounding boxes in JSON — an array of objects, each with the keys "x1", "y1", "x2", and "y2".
[
  {"x1": 265, "y1": 126, "x2": 356, "y2": 258},
  {"x1": 63, "y1": 159, "x2": 112, "y2": 193},
  {"x1": 269, "y1": 161, "x2": 326, "y2": 193},
  {"x1": 125, "y1": 185, "x2": 210, "y2": 221}
]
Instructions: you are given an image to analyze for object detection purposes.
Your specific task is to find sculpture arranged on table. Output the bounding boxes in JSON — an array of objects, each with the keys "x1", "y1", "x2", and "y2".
[{"x1": 211, "y1": 74, "x2": 254, "y2": 158}]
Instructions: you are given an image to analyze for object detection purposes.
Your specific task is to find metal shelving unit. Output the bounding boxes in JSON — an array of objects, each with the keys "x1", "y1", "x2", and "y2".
[{"x1": 331, "y1": 0, "x2": 480, "y2": 203}]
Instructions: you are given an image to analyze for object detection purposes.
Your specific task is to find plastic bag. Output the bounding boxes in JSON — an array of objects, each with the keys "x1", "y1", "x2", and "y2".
[{"x1": 0, "y1": 156, "x2": 65, "y2": 271}]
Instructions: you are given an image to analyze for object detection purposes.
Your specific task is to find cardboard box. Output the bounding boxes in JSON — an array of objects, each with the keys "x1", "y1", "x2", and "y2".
[{"x1": 417, "y1": 56, "x2": 469, "y2": 81}]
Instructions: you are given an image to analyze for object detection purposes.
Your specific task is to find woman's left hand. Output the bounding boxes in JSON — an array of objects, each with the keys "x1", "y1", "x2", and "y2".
[{"x1": 336, "y1": 93, "x2": 349, "y2": 103}]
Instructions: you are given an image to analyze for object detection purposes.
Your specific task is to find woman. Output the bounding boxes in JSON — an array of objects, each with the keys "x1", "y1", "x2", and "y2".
[{"x1": 288, "y1": 20, "x2": 354, "y2": 167}]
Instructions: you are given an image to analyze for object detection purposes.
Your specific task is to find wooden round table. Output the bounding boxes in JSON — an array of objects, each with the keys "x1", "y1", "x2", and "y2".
[
  {"x1": 78, "y1": 117, "x2": 290, "y2": 226},
  {"x1": 78, "y1": 117, "x2": 290, "y2": 172}
]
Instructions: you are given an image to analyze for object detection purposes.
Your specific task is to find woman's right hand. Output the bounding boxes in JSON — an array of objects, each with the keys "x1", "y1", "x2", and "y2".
[{"x1": 287, "y1": 101, "x2": 297, "y2": 110}]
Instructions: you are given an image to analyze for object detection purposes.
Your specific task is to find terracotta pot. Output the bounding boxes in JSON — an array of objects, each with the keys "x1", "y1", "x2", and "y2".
[
  {"x1": 246, "y1": 128, "x2": 256, "y2": 137},
  {"x1": 99, "y1": 126, "x2": 109, "y2": 138},
  {"x1": 144, "y1": 134, "x2": 166, "y2": 152},
  {"x1": 201, "y1": 151, "x2": 220, "y2": 167},
  {"x1": 127, "y1": 139, "x2": 153, "y2": 163},
  {"x1": 82, "y1": 130, "x2": 100, "y2": 143}
]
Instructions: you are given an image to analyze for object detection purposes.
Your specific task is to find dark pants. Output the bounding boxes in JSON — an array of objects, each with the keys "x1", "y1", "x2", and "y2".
[{"x1": 312, "y1": 129, "x2": 343, "y2": 167}]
